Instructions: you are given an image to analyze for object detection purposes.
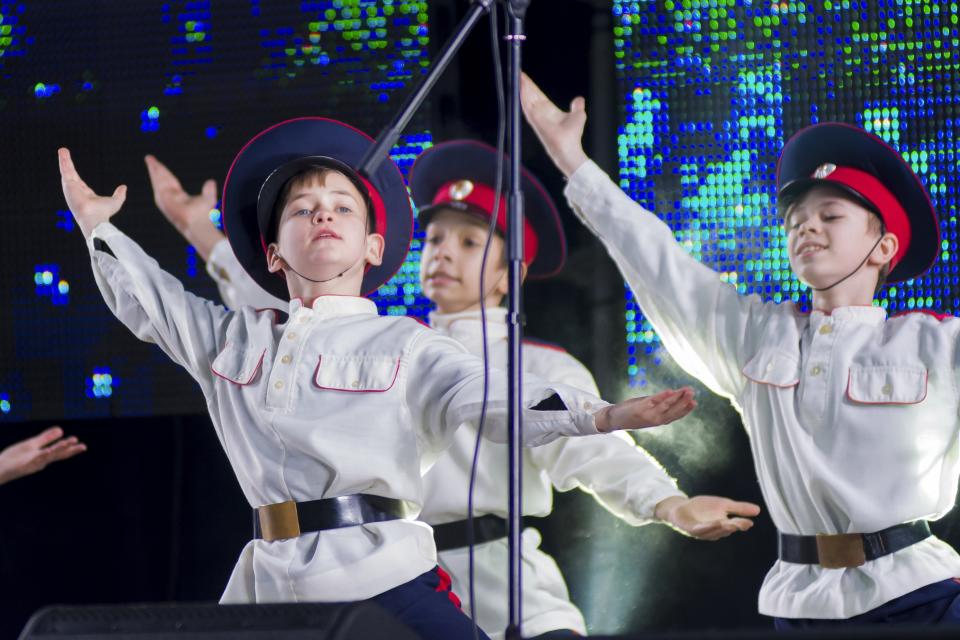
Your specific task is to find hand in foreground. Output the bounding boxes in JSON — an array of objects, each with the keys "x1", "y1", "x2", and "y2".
[
  {"x1": 519, "y1": 72, "x2": 589, "y2": 178},
  {"x1": 595, "y1": 387, "x2": 696, "y2": 432},
  {"x1": 0, "y1": 426, "x2": 87, "y2": 486},
  {"x1": 655, "y1": 495, "x2": 761, "y2": 541},
  {"x1": 58, "y1": 148, "x2": 127, "y2": 239}
]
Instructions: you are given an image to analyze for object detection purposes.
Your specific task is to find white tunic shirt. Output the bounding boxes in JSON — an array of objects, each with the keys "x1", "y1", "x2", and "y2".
[
  {"x1": 421, "y1": 308, "x2": 685, "y2": 639},
  {"x1": 564, "y1": 160, "x2": 960, "y2": 619},
  {"x1": 205, "y1": 238, "x2": 684, "y2": 636},
  {"x1": 87, "y1": 223, "x2": 607, "y2": 604}
]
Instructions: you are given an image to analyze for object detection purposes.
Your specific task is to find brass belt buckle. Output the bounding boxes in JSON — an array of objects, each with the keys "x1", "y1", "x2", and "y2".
[
  {"x1": 258, "y1": 500, "x2": 301, "y2": 541},
  {"x1": 816, "y1": 533, "x2": 866, "y2": 569}
]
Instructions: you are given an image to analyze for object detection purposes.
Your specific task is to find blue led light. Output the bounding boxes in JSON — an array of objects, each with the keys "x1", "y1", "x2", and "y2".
[
  {"x1": 86, "y1": 368, "x2": 116, "y2": 399},
  {"x1": 33, "y1": 264, "x2": 68, "y2": 305}
]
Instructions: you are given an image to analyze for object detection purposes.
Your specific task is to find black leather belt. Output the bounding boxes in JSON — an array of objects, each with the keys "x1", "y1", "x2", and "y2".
[
  {"x1": 432, "y1": 515, "x2": 547, "y2": 551},
  {"x1": 778, "y1": 521, "x2": 931, "y2": 569},
  {"x1": 253, "y1": 495, "x2": 410, "y2": 542}
]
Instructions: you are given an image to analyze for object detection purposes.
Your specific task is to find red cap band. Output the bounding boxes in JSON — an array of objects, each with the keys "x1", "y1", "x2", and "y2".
[{"x1": 430, "y1": 179, "x2": 539, "y2": 265}]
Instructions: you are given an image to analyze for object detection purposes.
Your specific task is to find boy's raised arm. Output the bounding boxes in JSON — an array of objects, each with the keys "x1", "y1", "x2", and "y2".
[
  {"x1": 58, "y1": 149, "x2": 230, "y2": 389},
  {"x1": 145, "y1": 155, "x2": 285, "y2": 311},
  {"x1": 404, "y1": 329, "x2": 696, "y2": 459},
  {"x1": 521, "y1": 76, "x2": 770, "y2": 401},
  {"x1": 144, "y1": 154, "x2": 224, "y2": 262}
]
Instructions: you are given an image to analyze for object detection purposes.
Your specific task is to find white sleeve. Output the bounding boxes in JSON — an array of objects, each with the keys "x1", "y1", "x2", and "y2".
[
  {"x1": 526, "y1": 349, "x2": 685, "y2": 525},
  {"x1": 403, "y1": 329, "x2": 610, "y2": 456},
  {"x1": 206, "y1": 238, "x2": 287, "y2": 311},
  {"x1": 564, "y1": 160, "x2": 772, "y2": 400},
  {"x1": 88, "y1": 222, "x2": 229, "y2": 392}
]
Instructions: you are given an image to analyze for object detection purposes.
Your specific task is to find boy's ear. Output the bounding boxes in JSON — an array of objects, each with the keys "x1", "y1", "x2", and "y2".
[
  {"x1": 491, "y1": 260, "x2": 524, "y2": 299},
  {"x1": 870, "y1": 231, "x2": 899, "y2": 270},
  {"x1": 365, "y1": 232, "x2": 386, "y2": 267},
  {"x1": 266, "y1": 243, "x2": 284, "y2": 274}
]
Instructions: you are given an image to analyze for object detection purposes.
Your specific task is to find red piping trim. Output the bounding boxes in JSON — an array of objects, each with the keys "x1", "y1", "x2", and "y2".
[
  {"x1": 312, "y1": 355, "x2": 400, "y2": 392},
  {"x1": 523, "y1": 337, "x2": 568, "y2": 354},
  {"x1": 211, "y1": 346, "x2": 267, "y2": 386},
  {"x1": 845, "y1": 369, "x2": 929, "y2": 405},
  {"x1": 434, "y1": 566, "x2": 462, "y2": 609},
  {"x1": 740, "y1": 367, "x2": 800, "y2": 388},
  {"x1": 891, "y1": 309, "x2": 953, "y2": 322}
]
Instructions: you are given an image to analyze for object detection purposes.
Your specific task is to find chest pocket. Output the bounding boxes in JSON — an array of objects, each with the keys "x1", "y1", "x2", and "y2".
[
  {"x1": 314, "y1": 354, "x2": 400, "y2": 392},
  {"x1": 211, "y1": 343, "x2": 266, "y2": 385},
  {"x1": 741, "y1": 349, "x2": 801, "y2": 388},
  {"x1": 846, "y1": 365, "x2": 928, "y2": 405}
]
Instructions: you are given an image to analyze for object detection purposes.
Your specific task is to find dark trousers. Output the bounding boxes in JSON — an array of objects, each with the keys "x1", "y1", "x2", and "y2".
[
  {"x1": 372, "y1": 566, "x2": 491, "y2": 640},
  {"x1": 775, "y1": 577, "x2": 960, "y2": 630}
]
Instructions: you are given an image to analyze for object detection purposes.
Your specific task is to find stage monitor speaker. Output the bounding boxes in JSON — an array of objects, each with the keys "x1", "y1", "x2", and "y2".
[{"x1": 18, "y1": 601, "x2": 420, "y2": 640}]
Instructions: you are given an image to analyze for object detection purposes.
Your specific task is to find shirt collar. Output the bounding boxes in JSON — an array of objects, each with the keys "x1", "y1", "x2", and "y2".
[
  {"x1": 288, "y1": 295, "x2": 379, "y2": 319},
  {"x1": 429, "y1": 307, "x2": 508, "y2": 345},
  {"x1": 809, "y1": 305, "x2": 887, "y2": 327}
]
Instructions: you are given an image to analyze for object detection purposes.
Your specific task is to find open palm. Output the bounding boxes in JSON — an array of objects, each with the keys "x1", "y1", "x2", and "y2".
[
  {"x1": 0, "y1": 427, "x2": 87, "y2": 485},
  {"x1": 520, "y1": 72, "x2": 588, "y2": 177},
  {"x1": 58, "y1": 148, "x2": 126, "y2": 238},
  {"x1": 145, "y1": 154, "x2": 217, "y2": 232}
]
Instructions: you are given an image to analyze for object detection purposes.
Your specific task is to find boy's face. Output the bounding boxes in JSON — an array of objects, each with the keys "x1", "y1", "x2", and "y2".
[
  {"x1": 784, "y1": 185, "x2": 891, "y2": 290},
  {"x1": 266, "y1": 171, "x2": 384, "y2": 286},
  {"x1": 420, "y1": 209, "x2": 509, "y2": 314}
]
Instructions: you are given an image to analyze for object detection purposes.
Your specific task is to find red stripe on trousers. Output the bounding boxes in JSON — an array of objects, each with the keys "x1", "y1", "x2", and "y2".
[{"x1": 435, "y1": 566, "x2": 462, "y2": 609}]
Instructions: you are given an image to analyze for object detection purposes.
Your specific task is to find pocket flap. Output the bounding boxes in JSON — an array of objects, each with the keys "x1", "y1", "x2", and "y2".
[
  {"x1": 742, "y1": 349, "x2": 801, "y2": 388},
  {"x1": 846, "y1": 366, "x2": 928, "y2": 405},
  {"x1": 211, "y1": 343, "x2": 266, "y2": 385},
  {"x1": 314, "y1": 354, "x2": 400, "y2": 392}
]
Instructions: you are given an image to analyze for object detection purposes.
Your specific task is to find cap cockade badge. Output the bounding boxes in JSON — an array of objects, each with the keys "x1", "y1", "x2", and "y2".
[
  {"x1": 449, "y1": 180, "x2": 475, "y2": 201},
  {"x1": 813, "y1": 163, "x2": 837, "y2": 179}
]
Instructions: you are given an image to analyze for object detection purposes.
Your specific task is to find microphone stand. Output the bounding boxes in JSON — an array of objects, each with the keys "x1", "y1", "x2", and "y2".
[
  {"x1": 359, "y1": 2, "x2": 531, "y2": 636},
  {"x1": 503, "y1": 2, "x2": 529, "y2": 638}
]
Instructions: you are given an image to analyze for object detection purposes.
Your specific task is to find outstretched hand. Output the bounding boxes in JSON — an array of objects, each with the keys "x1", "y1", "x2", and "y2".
[
  {"x1": 0, "y1": 426, "x2": 87, "y2": 486},
  {"x1": 58, "y1": 148, "x2": 127, "y2": 239},
  {"x1": 144, "y1": 154, "x2": 223, "y2": 260},
  {"x1": 595, "y1": 387, "x2": 697, "y2": 432},
  {"x1": 145, "y1": 154, "x2": 218, "y2": 234},
  {"x1": 519, "y1": 72, "x2": 589, "y2": 178},
  {"x1": 655, "y1": 495, "x2": 761, "y2": 541}
]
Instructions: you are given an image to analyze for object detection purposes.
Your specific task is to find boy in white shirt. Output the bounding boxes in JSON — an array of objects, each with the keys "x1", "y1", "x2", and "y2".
[
  {"x1": 409, "y1": 140, "x2": 760, "y2": 639},
  {"x1": 521, "y1": 74, "x2": 960, "y2": 628},
  {"x1": 147, "y1": 140, "x2": 761, "y2": 638},
  {"x1": 58, "y1": 116, "x2": 696, "y2": 639}
]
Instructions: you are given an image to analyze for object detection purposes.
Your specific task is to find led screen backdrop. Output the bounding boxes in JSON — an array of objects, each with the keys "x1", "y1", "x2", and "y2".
[
  {"x1": 0, "y1": 1, "x2": 433, "y2": 422},
  {"x1": 613, "y1": 0, "x2": 960, "y2": 386}
]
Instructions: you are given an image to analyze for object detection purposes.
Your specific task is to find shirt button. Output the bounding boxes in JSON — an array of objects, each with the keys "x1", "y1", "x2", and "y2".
[
  {"x1": 819, "y1": 324, "x2": 833, "y2": 335},
  {"x1": 281, "y1": 355, "x2": 292, "y2": 364},
  {"x1": 287, "y1": 333, "x2": 297, "y2": 341},
  {"x1": 810, "y1": 366, "x2": 822, "y2": 377},
  {"x1": 298, "y1": 316, "x2": 309, "y2": 324},
  {"x1": 583, "y1": 401, "x2": 593, "y2": 410},
  {"x1": 881, "y1": 383, "x2": 893, "y2": 395},
  {"x1": 274, "y1": 380, "x2": 285, "y2": 390},
  {"x1": 351, "y1": 380, "x2": 360, "y2": 388}
]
